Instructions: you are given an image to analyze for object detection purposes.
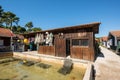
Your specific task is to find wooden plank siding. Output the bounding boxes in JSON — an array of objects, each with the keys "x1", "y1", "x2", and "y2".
[
  {"x1": 38, "y1": 46, "x2": 55, "y2": 56},
  {"x1": 71, "y1": 46, "x2": 83, "y2": 59},
  {"x1": 68, "y1": 31, "x2": 94, "y2": 61},
  {"x1": 23, "y1": 22, "x2": 100, "y2": 61},
  {"x1": 71, "y1": 47, "x2": 90, "y2": 60},
  {"x1": 55, "y1": 38, "x2": 66, "y2": 57},
  {"x1": 89, "y1": 32, "x2": 95, "y2": 61},
  {"x1": 54, "y1": 28, "x2": 94, "y2": 61},
  {"x1": 38, "y1": 29, "x2": 95, "y2": 61},
  {"x1": 82, "y1": 47, "x2": 90, "y2": 60},
  {"x1": 90, "y1": 32, "x2": 96, "y2": 61},
  {"x1": 64, "y1": 29, "x2": 91, "y2": 39}
]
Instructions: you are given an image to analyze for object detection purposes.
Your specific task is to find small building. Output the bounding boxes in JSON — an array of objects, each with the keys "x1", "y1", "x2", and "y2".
[
  {"x1": 101, "y1": 36, "x2": 108, "y2": 47},
  {"x1": 108, "y1": 30, "x2": 120, "y2": 50},
  {"x1": 22, "y1": 22, "x2": 100, "y2": 61},
  {"x1": 13, "y1": 34, "x2": 24, "y2": 51},
  {"x1": 0, "y1": 28, "x2": 14, "y2": 52}
]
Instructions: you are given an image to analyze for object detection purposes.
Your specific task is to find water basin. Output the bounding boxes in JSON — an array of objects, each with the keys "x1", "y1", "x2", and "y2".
[{"x1": 0, "y1": 57, "x2": 86, "y2": 80}]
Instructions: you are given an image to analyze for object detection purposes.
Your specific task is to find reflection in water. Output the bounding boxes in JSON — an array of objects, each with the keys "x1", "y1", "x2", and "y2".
[{"x1": 0, "y1": 58, "x2": 86, "y2": 80}]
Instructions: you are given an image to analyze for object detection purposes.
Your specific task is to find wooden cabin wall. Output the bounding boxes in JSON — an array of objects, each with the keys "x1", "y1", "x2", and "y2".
[
  {"x1": 53, "y1": 28, "x2": 95, "y2": 61},
  {"x1": 38, "y1": 46, "x2": 55, "y2": 56},
  {"x1": 53, "y1": 29, "x2": 90, "y2": 58},
  {"x1": 0, "y1": 37, "x2": 11, "y2": 52},
  {"x1": 70, "y1": 32, "x2": 94, "y2": 61},
  {"x1": 90, "y1": 32, "x2": 95, "y2": 61},
  {"x1": 37, "y1": 27, "x2": 96, "y2": 61},
  {"x1": 1, "y1": 37, "x2": 11, "y2": 46},
  {"x1": 54, "y1": 38, "x2": 66, "y2": 57}
]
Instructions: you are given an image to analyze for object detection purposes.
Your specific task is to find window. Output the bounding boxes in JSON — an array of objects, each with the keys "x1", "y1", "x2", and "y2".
[
  {"x1": 72, "y1": 39, "x2": 89, "y2": 46},
  {"x1": 0, "y1": 40, "x2": 3, "y2": 46}
]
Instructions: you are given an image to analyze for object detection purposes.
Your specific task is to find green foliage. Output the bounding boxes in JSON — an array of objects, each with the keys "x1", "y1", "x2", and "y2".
[
  {"x1": 13, "y1": 26, "x2": 26, "y2": 34},
  {"x1": 18, "y1": 26, "x2": 26, "y2": 33},
  {"x1": 0, "y1": 6, "x2": 4, "y2": 27},
  {"x1": 32, "y1": 27, "x2": 42, "y2": 32},
  {"x1": 0, "y1": 5, "x2": 42, "y2": 34},
  {"x1": 0, "y1": 6, "x2": 4, "y2": 17},
  {"x1": 25, "y1": 21, "x2": 33, "y2": 31},
  {"x1": 12, "y1": 25, "x2": 17, "y2": 32},
  {"x1": 2, "y1": 11, "x2": 19, "y2": 28}
]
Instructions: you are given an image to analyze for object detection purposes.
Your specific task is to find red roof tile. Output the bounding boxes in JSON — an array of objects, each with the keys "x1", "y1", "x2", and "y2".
[
  {"x1": 110, "y1": 30, "x2": 120, "y2": 37},
  {"x1": 101, "y1": 36, "x2": 108, "y2": 41},
  {"x1": 0, "y1": 28, "x2": 15, "y2": 37}
]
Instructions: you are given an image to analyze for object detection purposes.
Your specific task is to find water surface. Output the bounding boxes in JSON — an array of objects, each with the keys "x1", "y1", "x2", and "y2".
[{"x1": 0, "y1": 58, "x2": 86, "y2": 80}]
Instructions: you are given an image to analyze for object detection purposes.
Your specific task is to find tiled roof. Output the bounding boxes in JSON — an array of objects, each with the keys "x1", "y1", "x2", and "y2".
[
  {"x1": 110, "y1": 30, "x2": 120, "y2": 37},
  {"x1": 101, "y1": 36, "x2": 108, "y2": 41},
  {"x1": 0, "y1": 28, "x2": 15, "y2": 37}
]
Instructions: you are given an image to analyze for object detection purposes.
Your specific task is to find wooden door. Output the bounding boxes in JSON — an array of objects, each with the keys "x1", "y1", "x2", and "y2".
[
  {"x1": 66, "y1": 39, "x2": 70, "y2": 56},
  {"x1": 55, "y1": 38, "x2": 66, "y2": 57}
]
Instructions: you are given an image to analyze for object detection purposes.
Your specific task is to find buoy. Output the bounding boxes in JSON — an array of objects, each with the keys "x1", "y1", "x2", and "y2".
[
  {"x1": 23, "y1": 60, "x2": 27, "y2": 63},
  {"x1": 17, "y1": 39, "x2": 20, "y2": 42},
  {"x1": 24, "y1": 38, "x2": 29, "y2": 44}
]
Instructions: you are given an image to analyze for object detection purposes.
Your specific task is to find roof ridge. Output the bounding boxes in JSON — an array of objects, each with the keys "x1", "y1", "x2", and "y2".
[{"x1": 110, "y1": 30, "x2": 120, "y2": 32}]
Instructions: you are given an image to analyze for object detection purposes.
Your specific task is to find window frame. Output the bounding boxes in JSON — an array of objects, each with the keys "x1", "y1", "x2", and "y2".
[{"x1": 72, "y1": 38, "x2": 89, "y2": 47}]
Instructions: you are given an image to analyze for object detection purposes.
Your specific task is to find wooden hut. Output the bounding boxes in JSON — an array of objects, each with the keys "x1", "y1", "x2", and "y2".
[
  {"x1": 101, "y1": 36, "x2": 108, "y2": 47},
  {"x1": 22, "y1": 22, "x2": 100, "y2": 61},
  {"x1": 108, "y1": 30, "x2": 120, "y2": 50},
  {"x1": 0, "y1": 28, "x2": 15, "y2": 52}
]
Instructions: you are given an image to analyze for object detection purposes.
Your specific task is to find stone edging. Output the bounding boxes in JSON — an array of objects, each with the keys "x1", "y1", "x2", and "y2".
[{"x1": 83, "y1": 63, "x2": 93, "y2": 80}]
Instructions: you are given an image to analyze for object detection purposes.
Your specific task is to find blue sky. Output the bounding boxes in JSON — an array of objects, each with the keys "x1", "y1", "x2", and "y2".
[{"x1": 0, "y1": 0, "x2": 120, "y2": 37}]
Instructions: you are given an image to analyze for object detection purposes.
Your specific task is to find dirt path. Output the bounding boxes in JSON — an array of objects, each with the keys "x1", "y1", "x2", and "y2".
[{"x1": 94, "y1": 46, "x2": 120, "y2": 80}]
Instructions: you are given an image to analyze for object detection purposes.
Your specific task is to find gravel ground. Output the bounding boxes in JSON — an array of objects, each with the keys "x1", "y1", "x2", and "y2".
[{"x1": 94, "y1": 46, "x2": 120, "y2": 80}]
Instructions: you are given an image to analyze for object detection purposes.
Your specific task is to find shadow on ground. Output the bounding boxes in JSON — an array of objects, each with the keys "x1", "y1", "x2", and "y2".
[
  {"x1": 95, "y1": 51, "x2": 104, "y2": 61},
  {"x1": 97, "y1": 52, "x2": 104, "y2": 57}
]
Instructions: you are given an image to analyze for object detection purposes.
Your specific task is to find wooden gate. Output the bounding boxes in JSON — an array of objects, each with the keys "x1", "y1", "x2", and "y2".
[{"x1": 55, "y1": 38, "x2": 66, "y2": 57}]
